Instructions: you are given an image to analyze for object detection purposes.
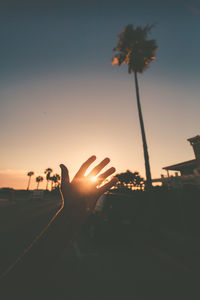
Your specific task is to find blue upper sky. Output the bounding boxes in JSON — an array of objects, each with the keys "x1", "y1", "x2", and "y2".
[{"x1": 1, "y1": 0, "x2": 200, "y2": 80}]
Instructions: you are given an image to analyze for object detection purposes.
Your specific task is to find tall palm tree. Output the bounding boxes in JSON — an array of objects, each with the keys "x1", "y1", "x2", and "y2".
[
  {"x1": 112, "y1": 24, "x2": 158, "y2": 190},
  {"x1": 27, "y1": 171, "x2": 34, "y2": 190},
  {"x1": 36, "y1": 176, "x2": 43, "y2": 190},
  {"x1": 44, "y1": 168, "x2": 53, "y2": 190}
]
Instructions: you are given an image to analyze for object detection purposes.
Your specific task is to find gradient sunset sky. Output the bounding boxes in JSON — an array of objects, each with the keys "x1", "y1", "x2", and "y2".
[{"x1": 0, "y1": 0, "x2": 200, "y2": 189}]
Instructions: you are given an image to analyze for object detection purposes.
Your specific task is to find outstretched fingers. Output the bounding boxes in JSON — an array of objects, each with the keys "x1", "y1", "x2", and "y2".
[
  {"x1": 88, "y1": 157, "x2": 110, "y2": 178},
  {"x1": 73, "y1": 155, "x2": 96, "y2": 180},
  {"x1": 97, "y1": 176, "x2": 118, "y2": 196},
  {"x1": 97, "y1": 167, "x2": 116, "y2": 185},
  {"x1": 60, "y1": 164, "x2": 70, "y2": 184}
]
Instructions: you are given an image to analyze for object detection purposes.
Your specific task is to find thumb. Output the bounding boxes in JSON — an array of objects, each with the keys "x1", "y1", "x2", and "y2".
[{"x1": 60, "y1": 164, "x2": 69, "y2": 184}]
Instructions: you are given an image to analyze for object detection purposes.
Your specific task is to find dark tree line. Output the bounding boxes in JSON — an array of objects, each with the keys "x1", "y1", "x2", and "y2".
[
  {"x1": 26, "y1": 168, "x2": 60, "y2": 190},
  {"x1": 115, "y1": 170, "x2": 144, "y2": 190}
]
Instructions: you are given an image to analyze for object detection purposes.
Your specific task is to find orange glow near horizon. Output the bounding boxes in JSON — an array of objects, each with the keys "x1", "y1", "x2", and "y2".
[{"x1": 0, "y1": 71, "x2": 199, "y2": 190}]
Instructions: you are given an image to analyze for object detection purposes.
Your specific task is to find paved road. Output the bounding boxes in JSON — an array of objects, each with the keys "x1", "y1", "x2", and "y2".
[
  {"x1": 0, "y1": 198, "x2": 199, "y2": 299},
  {"x1": 0, "y1": 197, "x2": 60, "y2": 275}
]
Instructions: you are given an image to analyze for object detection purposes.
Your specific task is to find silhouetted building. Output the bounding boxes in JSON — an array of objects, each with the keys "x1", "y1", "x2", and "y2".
[{"x1": 163, "y1": 135, "x2": 200, "y2": 176}]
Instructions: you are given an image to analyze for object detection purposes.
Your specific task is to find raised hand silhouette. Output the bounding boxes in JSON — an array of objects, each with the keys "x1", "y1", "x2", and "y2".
[
  {"x1": 1, "y1": 156, "x2": 118, "y2": 295},
  {"x1": 60, "y1": 155, "x2": 118, "y2": 223}
]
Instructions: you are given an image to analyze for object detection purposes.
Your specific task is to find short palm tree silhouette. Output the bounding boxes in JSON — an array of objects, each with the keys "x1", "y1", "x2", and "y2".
[
  {"x1": 50, "y1": 174, "x2": 60, "y2": 190},
  {"x1": 36, "y1": 176, "x2": 43, "y2": 190},
  {"x1": 44, "y1": 168, "x2": 53, "y2": 190},
  {"x1": 27, "y1": 171, "x2": 34, "y2": 190},
  {"x1": 112, "y1": 24, "x2": 158, "y2": 189}
]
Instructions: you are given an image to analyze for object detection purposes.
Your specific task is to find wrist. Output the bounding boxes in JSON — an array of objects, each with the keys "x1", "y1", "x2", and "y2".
[{"x1": 62, "y1": 198, "x2": 89, "y2": 227}]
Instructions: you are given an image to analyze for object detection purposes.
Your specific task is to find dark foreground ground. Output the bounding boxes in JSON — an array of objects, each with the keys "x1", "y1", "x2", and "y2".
[{"x1": 0, "y1": 190, "x2": 200, "y2": 299}]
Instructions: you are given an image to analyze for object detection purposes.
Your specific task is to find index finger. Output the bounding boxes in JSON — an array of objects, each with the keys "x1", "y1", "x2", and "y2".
[{"x1": 73, "y1": 155, "x2": 96, "y2": 180}]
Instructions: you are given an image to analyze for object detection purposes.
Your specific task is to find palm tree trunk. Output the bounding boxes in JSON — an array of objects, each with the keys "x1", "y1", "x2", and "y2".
[
  {"x1": 37, "y1": 182, "x2": 39, "y2": 190},
  {"x1": 46, "y1": 180, "x2": 49, "y2": 190},
  {"x1": 51, "y1": 180, "x2": 53, "y2": 191},
  {"x1": 27, "y1": 176, "x2": 31, "y2": 190},
  {"x1": 134, "y1": 71, "x2": 152, "y2": 190}
]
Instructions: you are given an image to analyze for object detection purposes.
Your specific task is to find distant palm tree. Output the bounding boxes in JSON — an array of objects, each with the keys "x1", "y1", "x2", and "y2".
[
  {"x1": 112, "y1": 24, "x2": 158, "y2": 190},
  {"x1": 27, "y1": 171, "x2": 34, "y2": 190},
  {"x1": 36, "y1": 176, "x2": 43, "y2": 190},
  {"x1": 54, "y1": 174, "x2": 61, "y2": 187},
  {"x1": 50, "y1": 174, "x2": 61, "y2": 190},
  {"x1": 44, "y1": 168, "x2": 53, "y2": 190}
]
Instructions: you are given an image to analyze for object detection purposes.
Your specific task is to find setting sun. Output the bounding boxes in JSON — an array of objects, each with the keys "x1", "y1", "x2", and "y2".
[{"x1": 91, "y1": 176, "x2": 97, "y2": 182}]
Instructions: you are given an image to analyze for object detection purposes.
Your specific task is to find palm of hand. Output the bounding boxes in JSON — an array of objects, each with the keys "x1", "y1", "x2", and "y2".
[{"x1": 60, "y1": 156, "x2": 117, "y2": 219}]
